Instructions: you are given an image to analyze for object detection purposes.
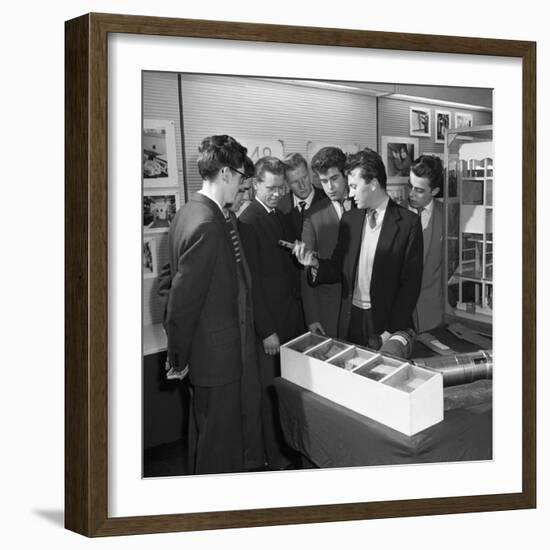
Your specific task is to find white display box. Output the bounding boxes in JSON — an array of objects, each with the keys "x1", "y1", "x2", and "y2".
[{"x1": 280, "y1": 332, "x2": 444, "y2": 436}]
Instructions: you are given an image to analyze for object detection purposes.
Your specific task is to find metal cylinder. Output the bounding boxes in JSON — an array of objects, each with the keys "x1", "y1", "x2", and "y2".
[{"x1": 413, "y1": 350, "x2": 493, "y2": 387}]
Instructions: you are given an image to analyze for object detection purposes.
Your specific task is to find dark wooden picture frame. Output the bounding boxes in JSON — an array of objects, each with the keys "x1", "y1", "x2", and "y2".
[{"x1": 65, "y1": 12, "x2": 536, "y2": 537}]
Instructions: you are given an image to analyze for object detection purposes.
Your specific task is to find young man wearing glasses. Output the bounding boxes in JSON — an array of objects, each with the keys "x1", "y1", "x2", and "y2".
[
  {"x1": 163, "y1": 134, "x2": 264, "y2": 475},
  {"x1": 239, "y1": 156, "x2": 303, "y2": 470}
]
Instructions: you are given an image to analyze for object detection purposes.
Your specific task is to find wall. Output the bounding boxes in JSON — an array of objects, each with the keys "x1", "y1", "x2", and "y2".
[{"x1": 378, "y1": 96, "x2": 493, "y2": 155}]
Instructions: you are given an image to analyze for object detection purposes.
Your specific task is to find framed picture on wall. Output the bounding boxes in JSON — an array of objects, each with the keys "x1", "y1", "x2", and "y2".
[
  {"x1": 143, "y1": 119, "x2": 179, "y2": 188},
  {"x1": 409, "y1": 106, "x2": 431, "y2": 137},
  {"x1": 381, "y1": 136, "x2": 419, "y2": 183},
  {"x1": 142, "y1": 237, "x2": 158, "y2": 279},
  {"x1": 435, "y1": 110, "x2": 451, "y2": 142},
  {"x1": 143, "y1": 192, "x2": 180, "y2": 233},
  {"x1": 66, "y1": 13, "x2": 535, "y2": 537},
  {"x1": 455, "y1": 111, "x2": 473, "y2": 129}
]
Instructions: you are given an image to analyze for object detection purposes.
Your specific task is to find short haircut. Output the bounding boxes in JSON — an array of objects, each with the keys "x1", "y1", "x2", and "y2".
[
  {"x1": 311, "y1": 146, "x2": 347, "y2": 177},
  {"x1": 282, "y1": 152, "x2": 308, "y2": 173},
  {"x1": 254, "y1": 156, "x2": 286, "y2": 182},
  {"x1": 411, "y1": 154, "x2": 444, "y2": 191},
  {"x1": 345, "y1": 148, "x2": 387, "y2": 190},
  {"x1": 196, "y1": 135, "x2": 248, "y2": 180},
  {"x1": 243, "y1": 156, "x2": 255, "y2": 178}
]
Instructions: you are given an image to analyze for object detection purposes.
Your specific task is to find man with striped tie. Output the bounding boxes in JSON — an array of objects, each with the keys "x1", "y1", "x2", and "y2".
[
  {"x1": 164, "y1": 135, "x2": 263, "y2": 475},
  {"x1": 294, "y1": 148, "x2": 423, "y2": 351}
]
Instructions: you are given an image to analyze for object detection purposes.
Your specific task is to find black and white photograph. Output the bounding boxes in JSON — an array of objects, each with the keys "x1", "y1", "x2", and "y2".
[
  {"x1": 435, "y1": 110, "x2": 451, "y2": 142},
  {"x1": 409, "y1": 106, "x2": 431, "y2": 137},
  {"x1": 143, "y1": 119, "x2": 179, "y2": 188},
  {"x1": 142, "y1": 71, "x2": 494, "y2": 480},
  {"x1": 142, "y1": 237, "x2": 158, "y2": 279},
  {"x1": 380, "y1": 136, "x2": 419, "y2": 183},
  {"x1": 455, "y1": 111, "x2": 473, "y2": 129},
  {"x1": 143, "y1": 193, "x2": 179, "y2": 233}
]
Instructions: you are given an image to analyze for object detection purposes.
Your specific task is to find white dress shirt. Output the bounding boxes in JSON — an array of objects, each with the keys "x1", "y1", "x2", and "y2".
[
  {"x1": 292, "y1": 188, "x2": 315, "y2": 211},
  {"x1": 352, "y1": 197, "x2": 389, "y2": 310}
]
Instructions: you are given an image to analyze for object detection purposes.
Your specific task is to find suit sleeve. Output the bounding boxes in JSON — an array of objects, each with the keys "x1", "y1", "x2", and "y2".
[
  {"x1": 239, "y1": 221, "x2": 277, "y2": 341},
  {"x1": 389, "y1": 216, "x2": 424, "y2": 332},
  {"x1": 312, "y1": 216, "x2": 350, "y2": 285},
  {"x1": 301, "y1": 215, "x2": 321, "y2": 326},
  {"x1": 157, "y1": 262, "x2": 172, "y2": 329},
  {"x1": 166, "y1": 221, "x2": 218, "y2": 371}
]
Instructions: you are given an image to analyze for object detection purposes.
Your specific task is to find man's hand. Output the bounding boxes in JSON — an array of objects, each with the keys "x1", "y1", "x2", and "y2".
[
  {"x1": 165, "y1": 357, "x2": 188, "y2": 380},
  {"x1": 263, "y1": 333, "x2": 280, "y2": 356},
  {"x1": 308, "y1": 322, "x2": 326, "y2": 335},
  {"x1": 292, "y1": 241, "x2": 319, "y2": 269},
  {"x1": 380, "y1": 331, "x2": 392, "y2": 344}
]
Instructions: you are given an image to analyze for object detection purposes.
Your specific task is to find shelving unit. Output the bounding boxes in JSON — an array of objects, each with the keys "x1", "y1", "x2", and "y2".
[{"x1": 444, "y1": 125, "x2": 493, "y2": 325}]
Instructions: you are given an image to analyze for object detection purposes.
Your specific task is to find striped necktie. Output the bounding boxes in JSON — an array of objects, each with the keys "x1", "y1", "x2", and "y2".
[{"x1": 224, "y1": 210, "x2": 241, "y2": 264}]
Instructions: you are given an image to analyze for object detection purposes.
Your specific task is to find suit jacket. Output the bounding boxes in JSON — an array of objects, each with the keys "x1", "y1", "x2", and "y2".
[
  {"x1": 277, "y1": 186, "x2": 326, "y2": 241},
  {"x1": 314, "y1": 199, "x2": 424, "y2": 338},
  {"x1": 165, "y1": 193, "x2": 245, "y2": 387},
  {"x1": 239, "y1": 199, "x2": 302, "y2": 342},
  {"x1": 301, "y1": 197, "x2": 343, "y2": 336},
  {"x1": 413, "y1": 199, "x2": 444, "y2": 333}
]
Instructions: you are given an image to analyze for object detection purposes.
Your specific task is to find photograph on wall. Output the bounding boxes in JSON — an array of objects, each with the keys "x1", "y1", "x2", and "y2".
[
  {"x1": 455, "y1": 112, "x2": 473, "y2": 129},
  {"x1": 409, "y1": 106, "x2": 431, "y2": 137},
  {"x1": 143, "y1": 237, "x2": 158, "y2": 279},
  {"x1": 435, "y1": 110, "x2": 451, "y2": 143},
  {"x1": 143, "y1": 193, "x2": 179, "y2": 233},
  {"x1": 143, "y1": 119, "x2": 179, "y2": 188},
  {"x1": 141, "y1": 71, "x2": 494, "y2": 482},
  {"x1": 380, "y1": 136, "x2": 419, "y2": 183}
]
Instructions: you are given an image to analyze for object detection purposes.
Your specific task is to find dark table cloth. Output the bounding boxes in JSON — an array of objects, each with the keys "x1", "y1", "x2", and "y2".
[{"x1": 275, "y1": 378, "x2": 492, "y2": 469}]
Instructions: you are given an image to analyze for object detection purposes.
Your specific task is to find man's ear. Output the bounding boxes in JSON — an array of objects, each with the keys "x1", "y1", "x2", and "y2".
[
  {"x1": 370, "y1": 178, "x2": 379, "y2": 190},
  {"x1": 431, "y1": 186, "x2": 440, "y2": 197}
]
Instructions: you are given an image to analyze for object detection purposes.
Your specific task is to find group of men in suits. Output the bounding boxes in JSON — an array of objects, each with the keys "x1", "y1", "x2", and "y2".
[{"x1": 161, "y1": 134, "x2": 445, "y2": 475}]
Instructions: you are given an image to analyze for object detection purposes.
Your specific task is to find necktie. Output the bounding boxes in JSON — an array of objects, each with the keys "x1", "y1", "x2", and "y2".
[
  {"x1": 298, "y1": 200, "x2": 307, "y2": 233},
  {"x1": 368, "y1": 209, "x2": 377, "y2": 229},
  {"x1": 417, "y1": 206, "x2": 424, "y2": 216},
  {"x1": 223, "y1": 210, "x2": 241, "y2": 264}
]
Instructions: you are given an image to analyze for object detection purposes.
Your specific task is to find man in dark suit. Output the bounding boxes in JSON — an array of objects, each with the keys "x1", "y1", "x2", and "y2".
[
  {"x1": 239, "y1": 156, "x2": 303, "y2": 469},
  {"x1": 301, "y1": 146, "x2": 351, "y2": 337},
  {"x1": 164, "y1": 135, "x2": 263, "y2": 475},
  {"x1": 277, "y1": 152, "x2": 325, "y2": 240},
  {"x1": 294, "y1": 148, "x2": 423, "y2": 349},
  {"x1": 408, "y1": 155, "x2": 445, "y2": 333}
]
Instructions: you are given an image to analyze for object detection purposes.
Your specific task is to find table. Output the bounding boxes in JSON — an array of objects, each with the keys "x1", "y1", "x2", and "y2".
[{"x1": 275, "y1": 378, "x2": 492, "y2": 468}]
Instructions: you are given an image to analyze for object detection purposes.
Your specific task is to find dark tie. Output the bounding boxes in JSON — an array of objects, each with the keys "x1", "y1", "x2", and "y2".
[
  {"x1": 298, "y1": 200, "x2": 307, "y2": 233},
  {"x1": 368, "y1": 209, "x2": 377, "y2": 229},
  {"x1": 417, "y1": 206, "x2": 424, "y2": 216},
  {"x1": 224, "y1": 210, "x2": 241, "y2": 264}
]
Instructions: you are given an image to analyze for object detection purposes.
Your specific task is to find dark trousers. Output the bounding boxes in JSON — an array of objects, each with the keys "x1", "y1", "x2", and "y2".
[
  {"x1": 188, "y1": 381, "x2": 244, "y2": 475},
  {"x1": 348, "y1": 306, "x2": 382, "y2": 350}
]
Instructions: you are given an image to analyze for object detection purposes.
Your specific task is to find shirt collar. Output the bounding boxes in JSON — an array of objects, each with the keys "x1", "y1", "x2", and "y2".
[
  {"x1": 255, "y1": 196, "x2": 274, "y2": 214},
  {"x1": 293, "y1": 188, "x2": 315, "y2": 210},
  {"x1": 198, "y1": 189, "x2": 225, "y2": 215}
]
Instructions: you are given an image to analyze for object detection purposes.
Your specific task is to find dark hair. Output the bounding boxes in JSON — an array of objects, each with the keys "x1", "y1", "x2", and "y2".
[
  {"x1": 345, "y1": 148, "x2": 387, "y2": 190},
  {"x1": 243, "y1": 156, "x2": 255, "y2": 178},
  {"x1": 411, "y1": 155, "x2": 444, "y2": 191},
  {"x1": 311, "y1": 147, "x2": 347, "y2": 177},
  {"x1": 282, "y1": 152, "x2": 308, "y2": 173},
  {"x1": 255, "y1": 156, "x2": 286, "y2": 181},
  {"x1": 196, "y1": 135, "x2": 248, "y2": 180}
]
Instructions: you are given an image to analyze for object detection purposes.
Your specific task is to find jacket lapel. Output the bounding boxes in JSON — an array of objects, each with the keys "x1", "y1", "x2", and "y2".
[{"x1": 373, "y1": 200, "x2": 400, "y2": 271}]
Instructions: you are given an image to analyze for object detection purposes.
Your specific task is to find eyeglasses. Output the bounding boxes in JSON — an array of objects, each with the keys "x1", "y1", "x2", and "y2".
[{"x1": 230, "y1": 166, "x2": 247, "y2": 178}]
